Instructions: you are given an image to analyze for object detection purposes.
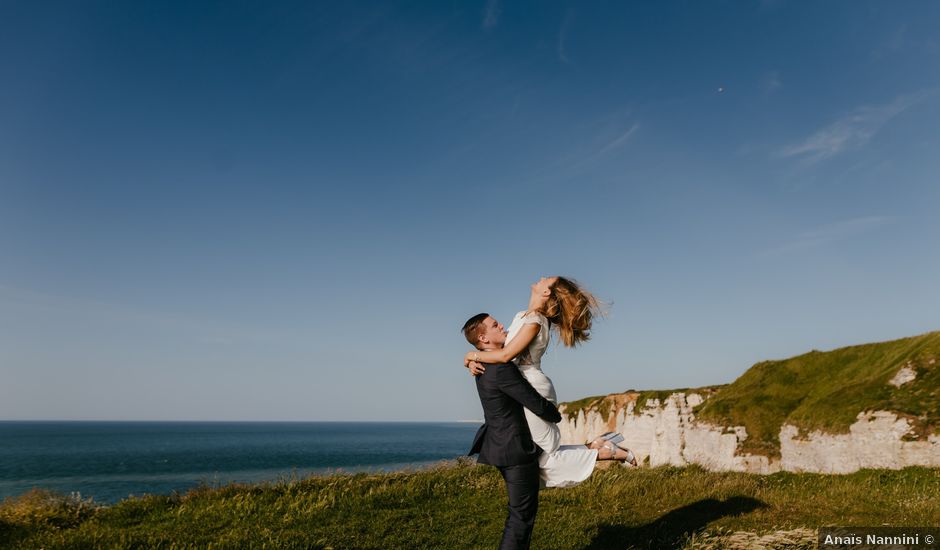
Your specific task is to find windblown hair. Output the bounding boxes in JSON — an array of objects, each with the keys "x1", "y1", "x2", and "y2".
[
  {"x1": 461, "y1": 312, "x2": 490, "y2": 350},
  {"x1": 540, "y1": 277, "x2": 605, "y2": 347}
]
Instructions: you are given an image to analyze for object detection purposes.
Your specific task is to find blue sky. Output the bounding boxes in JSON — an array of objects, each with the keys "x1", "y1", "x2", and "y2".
[{"x1": 2, "y1": 1, "x2": 938, "y2": 421}]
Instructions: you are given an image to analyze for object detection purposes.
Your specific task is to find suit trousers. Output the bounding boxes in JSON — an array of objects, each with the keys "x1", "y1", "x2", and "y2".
[{"x1": 497, "y1": 461, "x2": 541, "y2": 550}]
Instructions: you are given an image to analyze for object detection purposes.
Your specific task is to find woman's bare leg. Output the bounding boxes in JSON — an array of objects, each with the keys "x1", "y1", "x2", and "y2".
[{"x1": 587, "y1": 438, "x2": 605, "y2": 450}]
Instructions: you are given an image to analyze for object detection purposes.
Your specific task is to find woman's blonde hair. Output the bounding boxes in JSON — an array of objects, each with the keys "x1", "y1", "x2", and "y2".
[{"x1": 540, "y1": 276, "x2": 605, "y2": 348}]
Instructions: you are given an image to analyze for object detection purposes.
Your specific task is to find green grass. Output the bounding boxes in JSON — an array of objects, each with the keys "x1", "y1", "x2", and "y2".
[
  {"x1": 559, "y1": 394, "x2": 609, "y2": 418},
  {"x1": 3, "y1": 461, "x2": 938, "y2": 549},
  {"x1": 695, "y1": 331, "x2": 940, "y2": 457}
]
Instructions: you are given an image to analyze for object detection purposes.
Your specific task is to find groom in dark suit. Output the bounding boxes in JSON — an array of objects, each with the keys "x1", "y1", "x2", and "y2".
[{"x1": 462, "y1": 313, "x2": 562, "y2": 550}]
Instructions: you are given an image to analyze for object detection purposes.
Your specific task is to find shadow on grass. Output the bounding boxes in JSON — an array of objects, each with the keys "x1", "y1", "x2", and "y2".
[
  {"x1": 0, "y1": 519, "x2": 25, "y2": 549},
  {"x1": 585, "y1": 495, "x2": 767, "y2": 550}
]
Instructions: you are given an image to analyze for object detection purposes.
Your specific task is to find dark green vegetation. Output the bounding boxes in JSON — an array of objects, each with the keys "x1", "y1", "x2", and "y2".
[
  {"x1": 560, "y1": 387, "x2": 724, "y2": 422},
  {"x1": 695, "y1": 331, "x2": 940, "y2": 457},
  {"x1": 3, "y1": 461, "x2": 938, "y2": 549}
]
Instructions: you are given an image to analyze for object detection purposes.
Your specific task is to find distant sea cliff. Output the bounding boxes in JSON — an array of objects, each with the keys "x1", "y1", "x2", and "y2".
[{"x1": 559, "y1": 331, "x2": 940, "y2": 474}]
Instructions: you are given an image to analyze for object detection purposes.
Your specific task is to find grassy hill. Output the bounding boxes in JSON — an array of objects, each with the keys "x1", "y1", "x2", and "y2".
[
  {"x1": 2, "y1": 460, "x2": 938, "y2": 549},
  {"x1": 695, "y1": 331, "x2": 940, "y2": 457},
  {"x1": 560, "y1": 331, "x2": 940, "y2": 458}
]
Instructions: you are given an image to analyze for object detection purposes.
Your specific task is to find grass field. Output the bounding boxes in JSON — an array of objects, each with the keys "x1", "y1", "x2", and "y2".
[{"x1": 3, "y1": 459, "x2": 938, "y2": 549}]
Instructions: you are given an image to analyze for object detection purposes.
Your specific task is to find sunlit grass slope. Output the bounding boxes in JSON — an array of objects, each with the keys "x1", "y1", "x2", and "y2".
[{"x1": 694, "y1": 331, "x2": 940, "y2": 456}]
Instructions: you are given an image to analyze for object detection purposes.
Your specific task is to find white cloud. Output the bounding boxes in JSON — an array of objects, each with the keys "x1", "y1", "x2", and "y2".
[{"x1": 777, "y1": 91, "x2": 932, "y2": 163}]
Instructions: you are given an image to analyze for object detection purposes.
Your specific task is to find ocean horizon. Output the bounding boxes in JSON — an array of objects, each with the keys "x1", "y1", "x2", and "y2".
[{"x1": 0, "y1": 421, "x2": 482, "y2": 504}]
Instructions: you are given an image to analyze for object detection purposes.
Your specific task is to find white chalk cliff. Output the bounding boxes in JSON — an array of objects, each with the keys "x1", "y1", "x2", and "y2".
[{"x1": 558, "y1": 370, "x2": 940, "y2": 474}]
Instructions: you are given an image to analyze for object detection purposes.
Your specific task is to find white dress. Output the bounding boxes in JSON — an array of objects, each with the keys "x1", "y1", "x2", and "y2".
[{"x1": 505, "y1": 311, "x2": 597, "y2": 488}]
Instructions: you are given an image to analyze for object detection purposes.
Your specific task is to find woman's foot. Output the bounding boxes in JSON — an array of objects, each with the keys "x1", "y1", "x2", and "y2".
[
  {"x1": 596, "y1": 441, "x2": 638, "y2": 466},
  {"x1": 620, "y1": 446, "x2": 638, "y2": 467}
]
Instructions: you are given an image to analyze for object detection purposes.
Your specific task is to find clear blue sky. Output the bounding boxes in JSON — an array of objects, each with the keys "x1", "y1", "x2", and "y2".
[{"x1": 2, "y1": 1, "x2": 938, "y2": 421}]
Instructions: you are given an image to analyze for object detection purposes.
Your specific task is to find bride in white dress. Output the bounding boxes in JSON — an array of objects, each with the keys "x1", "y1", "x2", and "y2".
[{"x1": 463, "y1": 276, "x2": 636, "y2": 488}]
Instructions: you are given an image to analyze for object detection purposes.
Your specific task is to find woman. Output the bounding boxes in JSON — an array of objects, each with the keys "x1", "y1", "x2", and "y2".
[{"x1": 464, "y1": 276, "x2": 636, "y2": 488}]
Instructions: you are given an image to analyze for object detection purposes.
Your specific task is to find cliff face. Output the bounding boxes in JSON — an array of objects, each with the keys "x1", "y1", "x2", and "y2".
[
  {"x1": 559, "y1": 392, "x2": 778, "y2": 473},
  {"x1": 558, "y1": 386, "x2": 940, "y2": 474},
  {"x1": 779, "y1": 411, "x2": 940, "y2": 473}
]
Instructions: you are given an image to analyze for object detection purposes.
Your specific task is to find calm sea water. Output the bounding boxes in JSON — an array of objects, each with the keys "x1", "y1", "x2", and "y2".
[{"x1": 0, "y1": 421, "x2": 481, "y2": 504}]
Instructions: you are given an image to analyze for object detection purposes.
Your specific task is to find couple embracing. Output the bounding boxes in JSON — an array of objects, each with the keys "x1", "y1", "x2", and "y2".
[{"x1": 462, "y1": 276, "x2": 636, "y2": 549}]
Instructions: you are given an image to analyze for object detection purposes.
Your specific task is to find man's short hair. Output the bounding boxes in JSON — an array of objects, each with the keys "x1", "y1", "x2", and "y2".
[{"x1": 461, "y1": 313, "x2": 489, "y2": 350}]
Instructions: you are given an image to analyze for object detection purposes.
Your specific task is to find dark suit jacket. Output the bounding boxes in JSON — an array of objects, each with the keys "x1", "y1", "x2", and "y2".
[{"x1": 468, "y1": 362, "x2": 562, "y2": 467}]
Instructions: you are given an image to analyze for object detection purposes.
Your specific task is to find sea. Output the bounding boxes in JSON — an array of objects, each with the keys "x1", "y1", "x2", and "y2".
[{"x1": 0, "y1": 421, "x2": 482, "y2": 505}]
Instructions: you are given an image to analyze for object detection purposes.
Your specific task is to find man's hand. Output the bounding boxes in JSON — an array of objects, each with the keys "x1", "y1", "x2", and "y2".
[
  {"x1": 464, "y1": 351, "x2": 486, "y2": 375},
  {"x1": 467, "y1": 360, "x2": 486, "y2": 376}
]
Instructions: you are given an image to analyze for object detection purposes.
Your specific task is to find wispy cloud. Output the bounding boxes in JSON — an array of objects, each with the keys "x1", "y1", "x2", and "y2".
[
  {"x1": 759, "y1": 216, "x2": 893, "y2": 258},
  {"x1": 777, "y1": 91, "x2": 932, "y2": 163},
  {"x1": 593, "y1": 123, "x2": 640, "y2": 158},
  {"x1": 482, "y1": 0, "x2": 501, "y2": 30},
  {"x1": 560, "y1": 121, "x2": 640, "y2": 172},
  {"x1": 502, "y1": 113, "x2": 640, "y2": 190}
]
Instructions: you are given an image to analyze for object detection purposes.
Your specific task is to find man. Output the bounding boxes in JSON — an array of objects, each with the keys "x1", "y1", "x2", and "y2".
[{"x1": 462, "y1": 313, "x2": 562, "y2": 550}]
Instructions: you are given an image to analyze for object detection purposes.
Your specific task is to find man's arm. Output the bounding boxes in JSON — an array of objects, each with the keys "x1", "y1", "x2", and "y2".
[{"x1": 491, "y1": 364, "x2": 562, "y2": 423}]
